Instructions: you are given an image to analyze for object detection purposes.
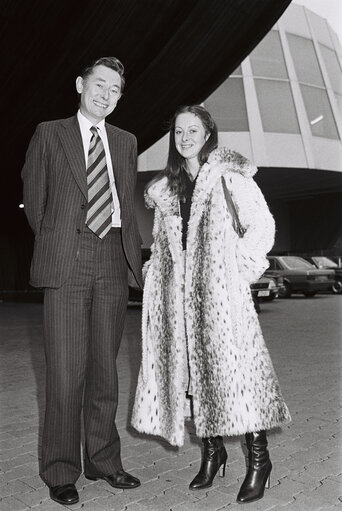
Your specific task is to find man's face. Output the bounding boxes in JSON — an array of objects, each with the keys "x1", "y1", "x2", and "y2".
[{"x1": 76, "y1": 65, "x2": 122, "y2": 124}]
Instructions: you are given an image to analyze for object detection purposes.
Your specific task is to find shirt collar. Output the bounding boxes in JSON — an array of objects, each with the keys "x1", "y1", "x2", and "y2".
[{"x1": 77, "y1": 110, "x2": 106, "y2": 134}]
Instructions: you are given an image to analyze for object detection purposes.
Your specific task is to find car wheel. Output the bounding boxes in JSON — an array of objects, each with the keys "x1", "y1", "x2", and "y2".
[
  {"x1": 331, "y1": 281, "x2": 342, "y2": 294},
  {"x1": 278, "y1": 282, "x2": 291, "y2": 298},
  {"x1": 303, "y1": 290, "x2": 317, "y2": 297}
]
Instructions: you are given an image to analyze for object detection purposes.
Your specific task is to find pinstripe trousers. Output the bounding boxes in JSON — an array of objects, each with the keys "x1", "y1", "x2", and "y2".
[{"x1": 40, "y1": 228, "x2": 128, "y2": 487}]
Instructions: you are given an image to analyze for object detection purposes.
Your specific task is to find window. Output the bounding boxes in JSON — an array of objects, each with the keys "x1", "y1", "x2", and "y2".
[
  {"x1": 274, "y1": 260, "x2": 282, "y2": 270},
  {"x1": 300, "y1": 84, "x2": 339, "y2": 139},
  {"x1": 319, "y1": 44, "x2": 342, "y2": 94},
  {"x1": 287, "y1": 33, "x2": 324, "y2": 86},
  {"x1": 254, "y1": 79, "x2": 300, "y2": 133},
  {"x1": 204, "y1": 78, "x2": 249, "y2": 131},
  {"x1": 268, "y1": 258, "x2": 281, "y2": 270},
  {"x1": 250, "y1": 30, "x2": 288, "y2": 79},
  {"x1": 312, "y1": 256, "x2": 337, "y2": 268},
  {"x1": 250, "y1": 30, "x2": 300, "y2": 134},
  {"x1": 281, "y1": 256, "x2": 315, "y2": 270},
  {"x1": 287, "y1": 33, "x2": 340, "y2": 140},
  {"x1": 268, "y1": 259, "x2": 276, "y2": 270}
]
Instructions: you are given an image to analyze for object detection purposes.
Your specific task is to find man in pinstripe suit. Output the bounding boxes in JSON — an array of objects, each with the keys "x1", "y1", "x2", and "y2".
[{"x1": 22, "y1": 57, "x2": 143, "y2": 505}]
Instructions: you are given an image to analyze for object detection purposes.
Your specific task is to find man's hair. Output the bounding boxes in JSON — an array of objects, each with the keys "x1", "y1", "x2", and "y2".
[{"x1": 79, "y1": 56, "x2": 125, "y2": 91}]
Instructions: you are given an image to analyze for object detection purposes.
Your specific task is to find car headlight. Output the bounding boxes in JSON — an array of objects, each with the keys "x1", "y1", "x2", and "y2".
[{"x1": 268, "y1": 279, "x2": 276, "y2": 289}]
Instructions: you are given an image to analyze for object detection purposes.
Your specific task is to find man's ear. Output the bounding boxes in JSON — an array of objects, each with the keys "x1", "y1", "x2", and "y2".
[{"x1": 75, "y1": 76, "x2": 84, "y2": 94}]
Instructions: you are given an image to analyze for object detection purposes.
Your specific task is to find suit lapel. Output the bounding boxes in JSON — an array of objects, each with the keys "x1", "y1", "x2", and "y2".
[
  {"x1": 58, "y1": 116, "x2": 87, "y2": 199},
  {"x1": 106, "y1": 125, "x2": 127, "y2": 203}
]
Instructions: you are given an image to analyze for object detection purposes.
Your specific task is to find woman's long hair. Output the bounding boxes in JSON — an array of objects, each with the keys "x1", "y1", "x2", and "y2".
[{"x1": 147, "y1": 105, "x2": 218, "y2": 199}]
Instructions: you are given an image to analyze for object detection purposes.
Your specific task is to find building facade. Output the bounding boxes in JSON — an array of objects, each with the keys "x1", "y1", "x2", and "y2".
[{"x1": 137, "y1": 3, "x2": 342, "y2": 254}]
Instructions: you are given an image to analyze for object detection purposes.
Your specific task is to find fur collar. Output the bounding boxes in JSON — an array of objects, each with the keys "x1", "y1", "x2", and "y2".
[
  {"x1": 146, "y1": 148, "x2": 258, "y2": 212},
  {"x1": 207, "y1": 147, "x2": 257, "y2": 178}
]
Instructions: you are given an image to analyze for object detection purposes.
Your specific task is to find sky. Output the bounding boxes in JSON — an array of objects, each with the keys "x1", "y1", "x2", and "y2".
[{"x1": 292, "y1": 0, "x2": 342, "y2": 43}]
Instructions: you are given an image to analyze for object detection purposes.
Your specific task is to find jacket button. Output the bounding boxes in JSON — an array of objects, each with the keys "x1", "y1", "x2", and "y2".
[
  {"x1": 81, "y1": 204, "x2": 85, "y2": 209},
  {"x1": 76, "y1": 228, "x2": 81, "y2": 234}
]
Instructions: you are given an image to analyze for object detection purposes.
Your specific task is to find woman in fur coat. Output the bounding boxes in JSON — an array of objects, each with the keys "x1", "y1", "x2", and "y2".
[{"x1": 132, "y1": 105, "x2": 291, "y2": 503}]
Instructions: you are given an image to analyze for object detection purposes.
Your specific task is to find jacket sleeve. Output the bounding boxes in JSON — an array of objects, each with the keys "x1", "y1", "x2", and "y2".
[
  {"x1": 21, "y1": 124, "x2": 48, "y2": 236},
  {"x1": 130, "y1": 134, "x2": 138, "y2": 185},
  {"x1": 235, "y1": 178, "x2": 275, "y2": 283}
]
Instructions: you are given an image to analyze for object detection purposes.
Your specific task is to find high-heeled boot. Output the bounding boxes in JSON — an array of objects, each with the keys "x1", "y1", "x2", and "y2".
[
  {"x1": 237, "y1": 430, "x2": 272, "y2": 503},
  {"x1": 189, "y1": 436, "x2": 227, "y2": 490}
]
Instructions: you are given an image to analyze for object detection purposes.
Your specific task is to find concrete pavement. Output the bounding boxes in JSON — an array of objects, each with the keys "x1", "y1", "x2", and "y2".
[{"x1": 0, "y1": 295, "x2": 341, "y2": 510}]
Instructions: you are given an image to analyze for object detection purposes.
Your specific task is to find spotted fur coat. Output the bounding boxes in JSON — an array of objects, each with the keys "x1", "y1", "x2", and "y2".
[{"x1": 131, "y1": 148, "x2": 291, "y2": 446}]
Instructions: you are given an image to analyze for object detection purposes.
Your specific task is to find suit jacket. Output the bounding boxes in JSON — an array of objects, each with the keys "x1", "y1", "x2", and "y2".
[{"x1": 22, "y1": 115, "x2": 143, "y2": 289}]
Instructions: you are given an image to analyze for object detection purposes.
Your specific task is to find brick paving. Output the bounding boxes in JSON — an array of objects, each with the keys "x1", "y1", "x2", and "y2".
[{"x1": 0, "y1": 295, "x2": 341, "y2": 510}]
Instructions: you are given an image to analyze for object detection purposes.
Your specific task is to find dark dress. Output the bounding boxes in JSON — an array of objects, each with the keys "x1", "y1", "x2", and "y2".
[
  {"x1": 180, "y1": 170, "x2": 197, "y2": 398},
  {"x1": 180, "y1": 170, "x2": 197, "y2": 251}
]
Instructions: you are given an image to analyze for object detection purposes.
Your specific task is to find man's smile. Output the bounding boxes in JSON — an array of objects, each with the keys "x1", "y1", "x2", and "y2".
[{"x1": 93, "y1": 100, "x2": 108, "y2": 108}]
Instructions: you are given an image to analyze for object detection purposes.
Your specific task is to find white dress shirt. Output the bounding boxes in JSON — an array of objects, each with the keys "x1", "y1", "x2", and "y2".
[{"x1": 77, "y1": 110, "x2": 121, "y2": 227}]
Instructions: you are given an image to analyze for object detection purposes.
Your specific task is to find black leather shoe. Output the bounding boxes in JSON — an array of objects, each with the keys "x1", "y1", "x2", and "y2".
[
  {"x1": 86, "y1": 470, "x2": 141, "y2": 489},
  {"x1": 49, "y1": 484, "x2": 79, "y2": 505}
]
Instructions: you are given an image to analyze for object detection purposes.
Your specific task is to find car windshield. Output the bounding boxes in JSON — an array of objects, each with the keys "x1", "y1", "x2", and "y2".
[
  {"x1": 312, "y1": 256, "x2": 337, "y2": 268},
  {"x1": 280, "y1": 256, "x2": 315, "y2": 270}
]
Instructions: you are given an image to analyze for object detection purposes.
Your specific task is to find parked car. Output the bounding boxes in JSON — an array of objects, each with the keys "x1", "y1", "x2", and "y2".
[
  {"x1": 250, "y1": 275, "x2": 283, "y2": 302},
  {"x1": 250, "y1": 274, "x2": 283, "y2": 313},
  {"x1": 330, "y1": 256, "x2": 342, "y2": 267},
  {"x1": 265, "y1": 256, "x2": 335, "y2": 298},
  {"x1": 304, "y1": 256, "x2": 342, "y2": 294}
]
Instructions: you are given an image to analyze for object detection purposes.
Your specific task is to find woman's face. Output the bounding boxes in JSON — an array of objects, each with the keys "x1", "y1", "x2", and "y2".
[{"x1": 174, "y1": 112, "x2": 209, "y2": 162}]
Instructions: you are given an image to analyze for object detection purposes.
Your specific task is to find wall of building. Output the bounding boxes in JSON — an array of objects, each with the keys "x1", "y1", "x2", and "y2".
[
  {"x1": 138, "y1": 4, "x2": 342, "y2": 173},
  {"x1": 136, "y1": 4, "x2": 342, "y2": 255}
]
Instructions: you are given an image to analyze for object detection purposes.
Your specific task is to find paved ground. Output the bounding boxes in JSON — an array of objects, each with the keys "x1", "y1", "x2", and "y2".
[{"x1": 0, "y1": 294, "x2": 341, "y2": 510}]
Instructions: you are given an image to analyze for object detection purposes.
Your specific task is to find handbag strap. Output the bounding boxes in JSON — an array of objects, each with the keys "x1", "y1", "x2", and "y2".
[{"x1": 221, "y1": 176, "x2": 246, "y2": 238}]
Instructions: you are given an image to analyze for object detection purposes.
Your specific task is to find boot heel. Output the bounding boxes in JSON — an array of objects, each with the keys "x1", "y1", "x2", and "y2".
[
  {"x1": 219, "y1": 461, "x2": 226, "y2": 478},
  {"x1": 266, "y1": 473, "x2": 271, "y2": 488}
]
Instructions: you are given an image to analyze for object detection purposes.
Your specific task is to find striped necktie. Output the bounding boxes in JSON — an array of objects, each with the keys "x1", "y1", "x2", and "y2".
[{"x1": 86, "y1": 126, "x2": 113, "y2": 238}]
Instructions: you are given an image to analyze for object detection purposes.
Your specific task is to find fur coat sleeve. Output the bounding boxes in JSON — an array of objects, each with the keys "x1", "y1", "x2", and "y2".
[
  {"x1": 212, "y1": 148, "x2": 275, "y2": 283},
  {"x1": 233, "y1": 177, "x2": 275, "y2": 283}
]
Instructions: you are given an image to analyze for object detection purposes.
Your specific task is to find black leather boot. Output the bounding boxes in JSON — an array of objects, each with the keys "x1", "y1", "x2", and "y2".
[
  {"x1": 189, "y1": 436, "x2": 227, "y2": 490},
  {"x1": 237, "y1": 430, "x2": 272, "y2": 503}
]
